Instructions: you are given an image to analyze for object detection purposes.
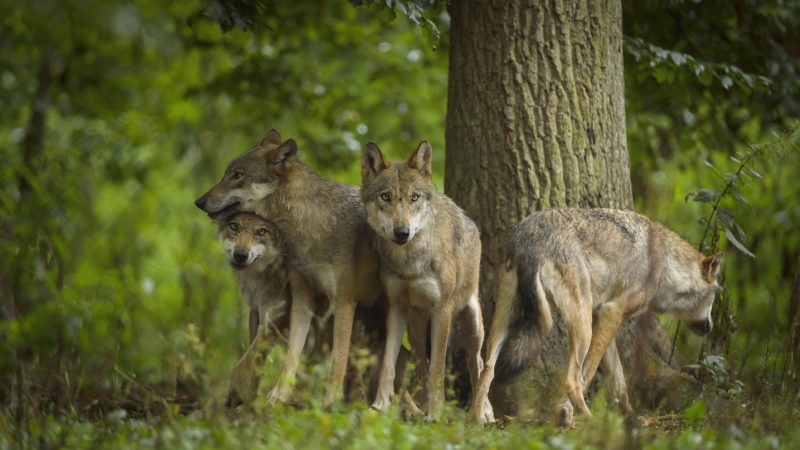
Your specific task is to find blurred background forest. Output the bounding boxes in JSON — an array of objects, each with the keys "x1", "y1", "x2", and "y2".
[{"x1": 1, "y1": 0, "x2": 800, "y2": 447}]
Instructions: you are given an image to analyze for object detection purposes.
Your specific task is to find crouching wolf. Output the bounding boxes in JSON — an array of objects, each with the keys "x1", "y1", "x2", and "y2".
[
  {"x1": 361, "y1": 141, "x2": 490, "y2": 422},
  {"x1": 217, "y1": 212, "x2": 290, "y2": 406},
  {"x1": 467, "y1": 208, "x2": 723, "y2": 425},
  {"x1": 196, "y1": 130, "x2": 384, "y2": 405}
]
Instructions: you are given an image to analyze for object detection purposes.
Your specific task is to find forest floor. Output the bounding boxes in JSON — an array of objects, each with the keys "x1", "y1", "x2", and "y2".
[{"x1": 3, "y1": 394, "x2": 799, "y2": 449}]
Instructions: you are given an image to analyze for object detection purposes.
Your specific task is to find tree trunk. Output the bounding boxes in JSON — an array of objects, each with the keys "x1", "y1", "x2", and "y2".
[{"x1": 445, "y1": 0, "x2": 692, "y2": 417}]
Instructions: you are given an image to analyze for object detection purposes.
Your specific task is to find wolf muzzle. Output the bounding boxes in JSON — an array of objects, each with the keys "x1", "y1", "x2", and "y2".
[
  {"x1": 392, "y1": 227, "x2": 410, "y2": 245},
  {"x1": 194, "y1": 195, "x2": 208, "y2": 210},
  {"x1": 194, "y1": 194, "x2": 240, "y2": 219}
]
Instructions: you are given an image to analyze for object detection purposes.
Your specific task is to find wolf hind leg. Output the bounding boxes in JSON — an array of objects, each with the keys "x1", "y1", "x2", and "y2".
[
  {"x1": 556, "y1": 266, "x2": 593, "y2": 422},
  {"x1": 458, "y1": 292, "x2": 494, "y2": 424},
  {"x1": 324, "y1": 298, "x2": 357, "y2": 405},
  {"x1": 457, "y1": 294, "x2": 485, "y2": 390},
  {"x1": 467, "y1": 264, "x2": 517, "y2": 424},
  {"x1": 599, "y1": 339, "x2": 633, "y2": 415},
  {"x1": 581, "y1": 301, "x2": 625, "y2": 392}
]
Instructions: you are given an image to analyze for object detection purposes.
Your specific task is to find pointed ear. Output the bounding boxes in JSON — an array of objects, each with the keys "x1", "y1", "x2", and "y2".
[
  {"x1": 701, "y1": 252, "x2": 724, "y2": 283},
  {"x1": 269, "y1": 139, "x2": 297, "y2": 165},
  {"x1": 362, "y1": 142, "x2": 389, "y2": 185},
  {"x1": 408, "y1": 140, "x2": 432, "y2": 177},
  {"x1": 260, "y1": 129, "x2": 282, "y2": 147}
]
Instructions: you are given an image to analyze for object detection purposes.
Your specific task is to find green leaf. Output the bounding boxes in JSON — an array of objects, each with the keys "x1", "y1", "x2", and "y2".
[
  {"x1": 724, "y1": 226, "x2": 755, "y2": 258},
  {"x1": 686, "y1": 188, "x2": 720, "y2": 203}
]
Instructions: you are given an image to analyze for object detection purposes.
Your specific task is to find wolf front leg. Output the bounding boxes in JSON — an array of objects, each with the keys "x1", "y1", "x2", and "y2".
[
  {"x1": 371, "y1": 302, "x2": 409, "y2": 411},
  {"x1": 267, "y1": 271, "x2": 315, "y2": 405},
  {"x1": 426, "y1": 304, "x2": 453, "y2": 421},
  {"x1": 324, "y1": 298, "x2": 357, "y2": 405},
  {"x1": 406, "y1": 308, "x2": 429, "y2": 409}
]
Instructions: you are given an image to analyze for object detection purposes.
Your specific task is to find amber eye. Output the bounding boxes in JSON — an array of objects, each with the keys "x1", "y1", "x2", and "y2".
[
  {"x1": 256, "y1": 228, "x2": 268, "y2": 236},
  {"x1": 231, "y1": 172, "x2": 243, "y2": 181},
  {"x1": 411, "y1": 193, "x2": 420, "y2": 202},
  {"x1": 380, "y1": 193, "x2": 391, "y2": 202},
  {"x1": 228, "y1": 222, "x2": 239, "y2": 231}
]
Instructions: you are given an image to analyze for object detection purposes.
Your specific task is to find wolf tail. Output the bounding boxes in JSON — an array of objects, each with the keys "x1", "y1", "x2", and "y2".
[{"x1": 494, "y1": 259, "x2": 554, "y2": 382}]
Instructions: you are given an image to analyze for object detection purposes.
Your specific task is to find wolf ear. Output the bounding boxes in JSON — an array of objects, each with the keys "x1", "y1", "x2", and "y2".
[
  {"x1": 362, "y1": 142, "x2": 389, "y2": 185},
  {"x1": 270, "y1": 139, "x2": 297, "y2": 166},
  {"x1": 701, "y1": 252, "x2": 724, "y2": 283},
  {"x1": 408, "y1": 140, "x2": 432, "y2": 177},
  {"x1": 260, "y1": 129, "x2": 282, "y2": 147}
]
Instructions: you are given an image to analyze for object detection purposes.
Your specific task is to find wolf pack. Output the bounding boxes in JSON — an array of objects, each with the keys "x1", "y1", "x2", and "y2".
[{"x1": 195, "y1": 129, "x2": 724, "y2": 426}]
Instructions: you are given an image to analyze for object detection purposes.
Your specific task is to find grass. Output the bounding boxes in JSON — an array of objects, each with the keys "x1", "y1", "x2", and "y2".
[{"x1": 3, "y1": 393, "x2": 799, "y2": 449}]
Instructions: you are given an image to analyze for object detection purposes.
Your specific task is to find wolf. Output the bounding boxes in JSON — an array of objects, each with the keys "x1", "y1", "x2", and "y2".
[
  {"x1": 361, "y1": 140, "x2": 491, "y2": 422},
  {"x1": 196, "y1": 129, "x2": 388, "y2": 406},
  {"x1": 466, "y1": 208, "x2": 723, "y2": 425},
  {"x1": 216, "y1": 212, "x2": 291, "y2": 406}
]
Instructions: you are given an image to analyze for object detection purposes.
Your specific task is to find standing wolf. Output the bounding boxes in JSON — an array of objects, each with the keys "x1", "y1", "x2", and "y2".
[
  {"x1": 217, "y1": 212, "x2": 291, "y2": 406},
  {"x1": 196, "y1": 130, "x2": 384, "y2": 405},
  {"x1": 467, "y1": 208, "x2": 723, "y2": 425},
  {"x1": 361, "y1": 141, "x2": 491, "y2": 421}
]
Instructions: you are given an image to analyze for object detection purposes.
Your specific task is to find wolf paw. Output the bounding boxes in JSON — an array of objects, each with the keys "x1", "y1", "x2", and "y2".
[
  {"x1": 557, "y1": 400, "x2": 575, "y2": 428},
  {"x1": 266, "y1": 386, "x2": 291, "y2": 406},
  {"x1": 466, "y1": 399, "x2": 496, "y2": 425},
  {"x1": 370, "y1": 396, "x2": 392, "y2": 412}
]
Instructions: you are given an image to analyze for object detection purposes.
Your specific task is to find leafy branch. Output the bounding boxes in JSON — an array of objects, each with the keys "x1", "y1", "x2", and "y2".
[
  {"x1": 625, "y1": 36, "x2": 772, "y2": 93},
  {"x1": 349, "y1": 0, "x2": 442, "y2": 49},
  {"x1": 686, "y1": 125, "x2": 799, "y2": 257},
  {"x1": 669, "y1": 125, "x2": 799, "y2": 365}
]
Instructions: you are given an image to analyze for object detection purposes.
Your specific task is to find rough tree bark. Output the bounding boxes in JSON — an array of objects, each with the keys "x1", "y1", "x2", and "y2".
[{"x1": 445, "y1": 0, "x2": 696, "y2": 417}]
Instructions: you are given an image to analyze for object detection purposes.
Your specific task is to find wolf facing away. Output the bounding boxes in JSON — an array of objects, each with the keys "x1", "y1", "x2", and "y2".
[
  {"x1": 361, "y1": 141, "x2": 492, "y2": 422},
  {"x1": 466, "y1": 208, "x2": 723, "y2": 425},
  {"x1": 196, "y1": 130, "x2": 385, "y2": 405},
  {"x1": 216, "y1": 212, "x2": 291, "y2": 406}
]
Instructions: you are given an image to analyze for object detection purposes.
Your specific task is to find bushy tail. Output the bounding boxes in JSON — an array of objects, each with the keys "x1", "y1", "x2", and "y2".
[{"x1": 494, "y1": 260, "x2": 554, "y2": 382}]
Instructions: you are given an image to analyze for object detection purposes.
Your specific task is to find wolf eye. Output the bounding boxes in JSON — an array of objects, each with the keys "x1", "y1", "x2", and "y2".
[
  {"x1": 228, "y1": 222, "x2": 239, "y2": 231},
  {"x1": 256, "y1": 228, "x2": 268, "y2": 236},
  {"x1": 231, "y1": 172, "x2": 243, "y2": 181},
  {"x1": 380, "y1": 193, "x2": 391, "y2": 202},
  {"x1": 411, "y1": 193, "x2": 420, "y2": 202}
]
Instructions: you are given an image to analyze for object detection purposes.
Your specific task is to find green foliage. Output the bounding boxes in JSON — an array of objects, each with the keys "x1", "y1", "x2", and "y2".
[
  {"x1": 1, "y1": 0, "x2": 800, "y2": 446},
  {"x1": 0, "y1": 0, "x2": 447, "y2": 422},
  {"x1": 625, "y1": 37, "x2": 772, "y2": 93},
  {"x1": 348, "y1": 0, "x2": 444, "y2": 49}
]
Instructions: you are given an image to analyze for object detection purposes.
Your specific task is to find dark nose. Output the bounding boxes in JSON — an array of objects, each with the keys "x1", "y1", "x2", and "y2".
[
  {"x1": 393, "y1": 227, "x2": 410, "y2": 243},
  {"x1": 233, "y1": 250, "x2": 248, "y2": 264},
  {"x1": 195, "y1": 195, "x2": 207, "y2": 210}
]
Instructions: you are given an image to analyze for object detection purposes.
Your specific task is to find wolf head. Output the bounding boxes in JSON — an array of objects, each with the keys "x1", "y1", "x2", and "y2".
[
  {"x1": 195, "y1": 129, "x2": 298, "y2": 219},
  {"x1": 655, "y1": 251, "x2": 724, "y2": 336},
  {"x1": 361, "y1": 141, "x2": 435, "y2": 245},
  {"x1": 217, "y1": 212, "x2": 282, "y2": 273}
]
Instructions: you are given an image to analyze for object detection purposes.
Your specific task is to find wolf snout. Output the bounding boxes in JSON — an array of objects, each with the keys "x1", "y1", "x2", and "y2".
[
  {"x1": 194, "y1": 195, "x2": 208, "y2": 210},
  {"x1": 393, "y1": 227, "x2": 410, "y2": 244},
  {"x1": 233, "y1": 250, "x2": 249, "y2": 265},
  {"x1": 687, "y1": 317, "x2": 713, "y2": 336}
]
